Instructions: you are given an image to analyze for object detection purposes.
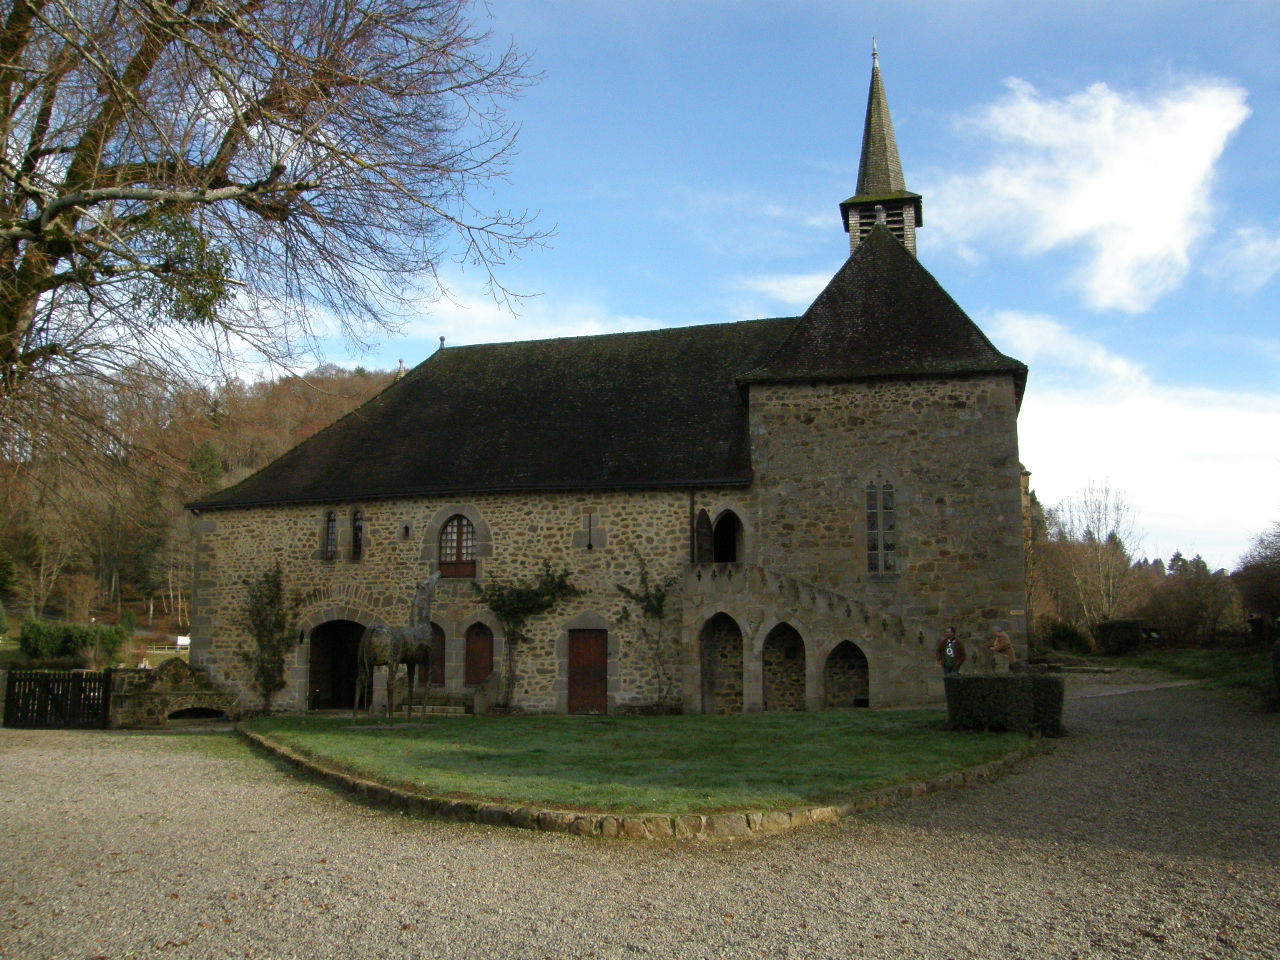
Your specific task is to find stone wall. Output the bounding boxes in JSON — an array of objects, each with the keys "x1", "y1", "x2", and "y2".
[
  {"x1": 192, "y1": 488, "x2": 731, "y2": 713},
  {"x1": 749, "y1": 374, "x2": 1028, "y2": 664}
]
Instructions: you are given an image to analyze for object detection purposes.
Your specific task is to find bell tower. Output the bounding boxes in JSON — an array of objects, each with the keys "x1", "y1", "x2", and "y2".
[{"x1": 840, "y1": 44, "x2": 923, "y2": 256}]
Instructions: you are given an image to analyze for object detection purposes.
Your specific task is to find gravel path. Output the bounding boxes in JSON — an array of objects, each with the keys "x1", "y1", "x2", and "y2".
[{"x1": 2, "y1": 677, "x2": 1277, "y2": 960}]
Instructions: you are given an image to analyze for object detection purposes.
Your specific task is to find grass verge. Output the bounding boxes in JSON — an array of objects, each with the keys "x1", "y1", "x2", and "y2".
[
  {"x1": 243, "y1": 710, "x2": 1028, "y2": 816},
  {"x1": 1103, "y1": 644, "x2": 1275, "y2": 705}
]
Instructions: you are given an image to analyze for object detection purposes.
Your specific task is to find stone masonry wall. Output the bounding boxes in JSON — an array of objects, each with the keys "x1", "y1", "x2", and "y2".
[
  {"x1": 192, "y1": 488, "x2": 741, "y2": 713},
  {"x1": 749, "y1": 374, "x2": 1028, "y2": 686}
]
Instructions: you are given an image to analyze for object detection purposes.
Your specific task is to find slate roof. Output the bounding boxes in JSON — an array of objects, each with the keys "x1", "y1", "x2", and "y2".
[
  {"x1": 742, "y1": 226, "x2": 1027, "y2": 390},
  {"x1": 191, "y1": 317, "x2": 796, "y2": 510},
  {"x1": 191, "y1": 225, "x2": 1025, "y2": 512}
]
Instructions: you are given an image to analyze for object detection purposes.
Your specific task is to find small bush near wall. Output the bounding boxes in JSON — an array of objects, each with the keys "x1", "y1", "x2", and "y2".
[
  {"x1": 18, "y1": 618, "x2": 127, "y2": 667},
  {"x1": 1095, "y1": 619, "x2": 1143, "y2": 655},
  {"x1": 944, "y1": 675, "x2": 1034, "y2": 735}
]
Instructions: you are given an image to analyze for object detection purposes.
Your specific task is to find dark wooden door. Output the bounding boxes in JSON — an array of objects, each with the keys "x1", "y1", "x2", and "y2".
[
  {"x1": 567, "y1": 629, "x2": 608, "y2": 715},
  {"x1": 464, "y1": 624, "x2": 493, "y2": 686}
]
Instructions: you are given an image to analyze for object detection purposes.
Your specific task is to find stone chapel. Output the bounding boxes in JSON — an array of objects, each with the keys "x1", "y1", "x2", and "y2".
[{"x1": 188, "y1": 53, "x2": 1030, "y2": 716}]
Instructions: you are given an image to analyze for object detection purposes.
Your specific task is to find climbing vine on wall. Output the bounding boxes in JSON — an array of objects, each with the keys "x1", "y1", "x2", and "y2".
[
  {"x1": 474, "y1": 560, "x2": 579, "y2": 705},
  {"x1": 617, "y1": 550, "x2": 680, "y2": 711}
]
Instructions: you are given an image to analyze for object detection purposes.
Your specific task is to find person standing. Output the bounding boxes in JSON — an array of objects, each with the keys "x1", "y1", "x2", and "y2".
[
  {"x1": 935, "y1": 626, "x2": 965, "y2": 675},
  {"x1": 984, "y1": 629, "x2": 1017, "y2": 671}
]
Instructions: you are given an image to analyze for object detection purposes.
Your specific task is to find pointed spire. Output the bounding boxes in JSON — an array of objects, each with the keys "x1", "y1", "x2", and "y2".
[
  {"x1": 856, "y1": 41, "x2": 906, "y2": 197},
  {"x1": 841, "y1": 45, "x2": 923, "y2": 256}
]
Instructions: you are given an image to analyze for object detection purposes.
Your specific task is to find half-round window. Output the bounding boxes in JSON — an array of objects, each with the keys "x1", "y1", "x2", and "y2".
[{"x1": 439, "y1": 514, "x2": 476, "y2": 578}]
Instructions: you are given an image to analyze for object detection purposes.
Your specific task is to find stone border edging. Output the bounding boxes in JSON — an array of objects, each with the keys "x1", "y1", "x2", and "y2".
[{"x1": 237, "y1": 726, "x2": 1044, "y2": 840}]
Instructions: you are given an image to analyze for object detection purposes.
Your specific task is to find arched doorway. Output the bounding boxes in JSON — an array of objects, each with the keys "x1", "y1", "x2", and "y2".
[
  {"x1": 824, "y1": 641, "x2": 870, "y2": 708},
  {"x1": 699, "y1": 613, "x2": 744, "y2": 714},
  {"x1": 712, "y1": 511, "x2": 743, "y2": 563},
  {"x1": 309, "y1": 619, "x2": 365, "y2": 709},
  {"x1": 464, "y1": 622, "x2": 494, "y2": 686},
  {"x1": 761, "y1": 623, "x2": 806, "y2": 711}
]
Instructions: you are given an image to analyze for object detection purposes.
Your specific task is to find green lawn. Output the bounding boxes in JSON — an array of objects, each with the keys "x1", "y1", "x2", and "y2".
[
  {"x1": 244, "y1": 710, "x2": 1028, "y2": 815},
  {"x1": 1104, "y1": 643, "x2": 1275, "y2": 703}
]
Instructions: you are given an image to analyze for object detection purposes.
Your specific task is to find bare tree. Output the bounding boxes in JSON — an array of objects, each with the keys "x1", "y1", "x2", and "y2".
[
  {"x1": 1, "y1": 0, "x2": 539, "y2": 462},
  {"x1": 1043, "y1": 482, "x2": 1142, "y2": 631}
]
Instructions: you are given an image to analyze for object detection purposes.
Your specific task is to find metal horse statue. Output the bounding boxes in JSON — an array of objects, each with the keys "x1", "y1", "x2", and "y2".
[{"x1": 354, "y1": 572, "x2": 440, "y2": 718}]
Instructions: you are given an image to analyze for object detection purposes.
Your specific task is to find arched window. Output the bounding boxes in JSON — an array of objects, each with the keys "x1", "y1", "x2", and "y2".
[
  {"x1": 866, "y1": 482, "x2": 896, "y2": 573},
  {"x1": 323, "y1": 510, "x2": 337, "y2": 562},
  {"x1": 712, "y1": 511, "x2": 742, "y2": 563},
  {"x1": 350, "y1": 510, "x2": 364, "y2": 562},
  {"x1": 439, "y1": 514, "x2": 476, "y2": 578},
  {"x1": 693, "y1": 509, "x2": 713, "y2": 563}
]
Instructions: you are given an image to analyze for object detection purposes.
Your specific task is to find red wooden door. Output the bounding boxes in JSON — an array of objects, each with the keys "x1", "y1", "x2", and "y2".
[
  {"x1": 568, "y1": 629, "x2": 608, "y2": 715},
  {"x1": 464, "y1": 624, "x2": 493, "y2": 686}
]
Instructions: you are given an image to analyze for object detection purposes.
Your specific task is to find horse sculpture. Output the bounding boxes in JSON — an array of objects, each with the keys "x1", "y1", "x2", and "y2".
[{"x1": 354, "y1": 572, "x2": 441, "y2": 718}]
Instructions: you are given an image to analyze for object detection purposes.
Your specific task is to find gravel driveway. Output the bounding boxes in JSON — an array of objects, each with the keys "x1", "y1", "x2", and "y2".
[{"x1": 2, "y1": 676, "x2": 1277, "y2": 960}]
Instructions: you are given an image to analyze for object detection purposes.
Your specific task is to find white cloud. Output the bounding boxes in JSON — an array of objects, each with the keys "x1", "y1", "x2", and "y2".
[
  {"x1": 1207, "y1": 224, "x2": 1280, "y2": 293},
  {"x1": 931, "y1": 78, "x2": 1250, "y2": 313},
  {"x1": 990, "y1": 310, "x2": 1280, "y2": 569},
  {"x1": 737, "y1": 272, "x2": 830, "y2": 308}
]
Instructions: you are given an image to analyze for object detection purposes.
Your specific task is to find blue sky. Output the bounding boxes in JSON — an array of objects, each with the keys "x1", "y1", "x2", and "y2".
[{"x1": 322, "y1": 0, "x2": 1280, "y2": 572}]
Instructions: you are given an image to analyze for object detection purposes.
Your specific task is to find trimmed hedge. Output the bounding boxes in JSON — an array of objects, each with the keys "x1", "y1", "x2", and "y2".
[
  {"x1": 18, "y1": 617, "x2": 127, "y2": 665},
  {"x1": 1030, "y1": 674, "x2": 1066, "y2": 737},
  {"x1": 945, "y1": 674, "x2": 1065, "y2": 737}
]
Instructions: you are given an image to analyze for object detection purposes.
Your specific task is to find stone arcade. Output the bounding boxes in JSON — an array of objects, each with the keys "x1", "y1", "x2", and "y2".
[{"x1": 188, "y1": 54, "x2": 1030, "y2": 716}]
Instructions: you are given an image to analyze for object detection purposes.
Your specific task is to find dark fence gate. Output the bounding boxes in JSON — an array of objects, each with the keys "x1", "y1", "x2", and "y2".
[{"x1": 3, "y1": 670, "x2": 112, "y2": 729}]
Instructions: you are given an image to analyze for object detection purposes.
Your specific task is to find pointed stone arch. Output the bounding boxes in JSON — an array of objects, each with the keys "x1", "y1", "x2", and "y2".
[
  {"x1": 761, "y1": 623, "x2": 806, "y2": 712},
  {"x1": 698, "y1": 612, "x2": 745, "y2": 714},
  {"x1": 712, "y1": 509, "x2": 744, "y2": 563},
  {"x1": 825, "y1": 640, "x2": 870, "y2": 708},
  {"x1": 693, "y1": 509, "x2": 713, "y2": 563}
]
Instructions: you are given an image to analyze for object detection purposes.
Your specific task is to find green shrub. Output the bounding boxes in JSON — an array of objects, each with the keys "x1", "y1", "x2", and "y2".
[
  {"x1": 18, "y1": 617, "x2": 127, "y2": 666},
  {"x1": 944, "y1": 675, "x2": 1034, "y2": 734},
  {"x1": 120, "y1": 610, "x2": 137, "y2": 635},
  {"x1": 1038, "y1": 617, "x2": 1094, "y2": 654},
  {"x1": 1094, "y1": 618, "x2": 1143, "y2": 655}
]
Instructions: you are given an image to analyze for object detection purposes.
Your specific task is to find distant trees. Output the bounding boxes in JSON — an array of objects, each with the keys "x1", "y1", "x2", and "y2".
[
  {"x1": 1034, "y1": 482, "x2": 1140, "y2": 635},
  {"x1": 1139, "y1": 552, "x2": 1237, "y2": 647},
  {"x1": 1233, "y1": 523, "x2": 1280, "y2": 641},
  {"x1": 0, "y1": 363, "x2": 391, "y2": 628},
  {"x1": 1029, "y1": 482, "x2": 1247, "y2": 652}
]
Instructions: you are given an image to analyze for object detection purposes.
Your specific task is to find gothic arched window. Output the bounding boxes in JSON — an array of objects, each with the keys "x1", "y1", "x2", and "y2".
[
  {"x1": 866, "y1": 482, "x2": 896, "y2": 574},
  {"x1": 350, "y1": 510, "x2": 364, "y2": 562},
  {"x1": 323, "y1": 510, "x2": 338, "y2": 562}
]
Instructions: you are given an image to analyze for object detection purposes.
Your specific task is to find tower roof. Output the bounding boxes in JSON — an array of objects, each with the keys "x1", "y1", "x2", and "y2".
[
  {"x1": 741, "y1": 225, "x2": 1026, "y2": 393},
  {"x1": 855, "y1": 47, "x2": 907, "y2": 198}
]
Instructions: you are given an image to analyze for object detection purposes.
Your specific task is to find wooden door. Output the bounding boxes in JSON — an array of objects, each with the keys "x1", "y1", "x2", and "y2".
[
  {"x1": 567, "y1": 629, "x2": 608, "y2": 715},
  {"x1": 464, "y1": 624, "x2": 493, "y2": 686}
]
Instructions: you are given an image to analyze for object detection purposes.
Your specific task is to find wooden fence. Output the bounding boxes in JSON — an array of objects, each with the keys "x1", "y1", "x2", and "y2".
[{"x1": 2, "y1": 670, "x2": 112, "y2": 729}]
